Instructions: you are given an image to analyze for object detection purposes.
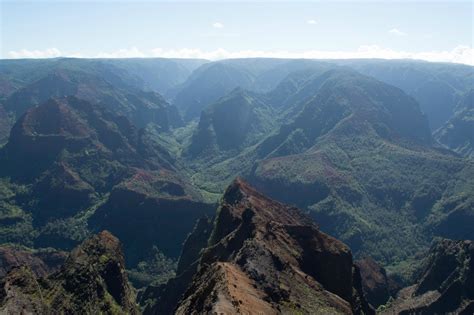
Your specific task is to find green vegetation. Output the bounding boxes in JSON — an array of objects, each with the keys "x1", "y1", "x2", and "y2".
[
  {"x1": 434, "y1": 89, "x2": 474, "y2": 157},
  {"x1": 127, "y1": 246, "x2": 177, "y2": 288},
  {"x1": 172, "y1": 68, "x2": 474, "y2": 283},
  {"x1": 0, "y1": 179, "x2": 35, "y2": 246},
  {"x1": 0, "y1": 57, "x2": 473, "y2": 291}
]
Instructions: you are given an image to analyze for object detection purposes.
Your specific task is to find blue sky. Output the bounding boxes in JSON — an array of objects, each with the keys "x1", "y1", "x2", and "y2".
[{"x1": 1, "y1": 1, "x2": 473, "y2": 64}]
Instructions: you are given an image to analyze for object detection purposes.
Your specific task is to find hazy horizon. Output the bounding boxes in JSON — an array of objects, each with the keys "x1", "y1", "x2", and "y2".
[{"x1": 1, "y1": 0, "x2": 472, "y2": 65}]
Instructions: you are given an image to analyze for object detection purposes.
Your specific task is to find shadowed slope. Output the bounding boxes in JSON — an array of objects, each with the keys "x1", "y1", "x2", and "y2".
[{"x1": 382, "y1": 239, "x2": 474, "y2": 314}]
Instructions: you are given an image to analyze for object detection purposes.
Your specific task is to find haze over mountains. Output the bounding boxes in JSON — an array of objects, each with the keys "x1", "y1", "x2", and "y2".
[{"x1": 0, "y1": 57, "x2": 473, "y2": 314}]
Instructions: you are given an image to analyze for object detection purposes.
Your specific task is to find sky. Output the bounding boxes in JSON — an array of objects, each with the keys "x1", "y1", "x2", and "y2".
[{"x1": 1, "y1": 0, "x2": 473, "y2": 64}]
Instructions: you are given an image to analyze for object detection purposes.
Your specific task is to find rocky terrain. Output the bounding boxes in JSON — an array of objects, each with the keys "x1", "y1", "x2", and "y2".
[
  {"x1": 382, "y1": 239, "x2": 474, "y2": 314},
  {"x1": 0, "y1": 231, "x2": 138, "y2": 314},
  {"x1": 143, "y1": 178, "x2": 374, "y2": 315},
  {"x1": 0, "y1": 181, "x2": 472, "y2": 314},
  {"x1": 0, "y1": 181, "x2": 378, "y2": 314}
]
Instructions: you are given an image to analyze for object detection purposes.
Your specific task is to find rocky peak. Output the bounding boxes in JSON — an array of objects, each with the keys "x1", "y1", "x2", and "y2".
[
  {"x1": 63, "y1": 230, "x2": 124, "y2": 270},
  {"x1": 223, "y1": 177, "x2": 313, "y2": 224},
  {"x1": 56, "y1": 231, "x2": 137, "y2": 312},
  {"x1": 209, "y1": 177, "x2": 315, "y2": 245},
  {"x1": 0, "y1": 231, "x2": 138, "y2": 314},
  {"x1": 146, "y1": 178, "x2": 373, "y2": 314}
]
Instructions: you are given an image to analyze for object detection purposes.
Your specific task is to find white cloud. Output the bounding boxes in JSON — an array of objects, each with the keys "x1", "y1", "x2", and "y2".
[
  {"x1": 307, "y1": 19, "x2": 317, "y2": 25},
  {"x1": 7, "y1": 47, "x2": 147, "y2": 59},
  {"x1": 212, "y1": 22, "x2": 224, "y2": 28},
  {"x1": 5, "y1": 45, "x2": 474, "y2": 66},
  {"x1": 95, "y1": 47, "x2": 146, "y2": 58},
  {"x1": 149, "y1": 45, "x2": 474, "y2": 65},
  {"x1": 7, "y1": 48, "x2": 62, "y2": 59},
  {"x1": 389, "y1": 28, "x2": 407, "y2": 36}
]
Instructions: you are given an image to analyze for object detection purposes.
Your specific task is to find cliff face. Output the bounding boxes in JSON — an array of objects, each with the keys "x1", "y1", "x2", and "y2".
[
  {"x1": 0, "y1": 231, "x2": 138, "y2": 314},
  {"x1": 145, "y1": 178, "x2": 373, "y2": 315},
  {"x1": 355, "y1": 257, "x2": 401, "y2": 308},
  {"x1": 382, "y1": 239, "x2": 474, "y2": 314},
  {"x1": 89, "y1": 169, "x2": 215, "y2": 265}
]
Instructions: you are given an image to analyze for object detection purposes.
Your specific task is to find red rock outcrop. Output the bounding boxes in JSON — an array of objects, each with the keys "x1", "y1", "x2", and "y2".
[{"x1": 145, "y1": 178, "x2": 373, "y2": 314}]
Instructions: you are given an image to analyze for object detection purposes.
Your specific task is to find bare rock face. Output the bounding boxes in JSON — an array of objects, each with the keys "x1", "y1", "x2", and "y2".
[
  {"x1": 0, "y1": 231, "x2": 138, "y2": 314},
  {"x1": 145, "y1": 178, "x2": 374, "y2": 314},
  {"x1": 176, "y1": 262, "x2": 276, "y2": 315},
  {"x1": 355, "y1": 257, "x2": 401, "y2": 308},
  {"x1": 175, "y1": 216, "x2": 213, "y2": 275},
  {"x1": 382, "y1": 239, "x2": 474, "y2": 314}
]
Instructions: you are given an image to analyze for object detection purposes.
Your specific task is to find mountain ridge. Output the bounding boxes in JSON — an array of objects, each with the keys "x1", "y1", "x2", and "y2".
[{"x1": 144, "y1": 178, "x2": 374, "y2": 315}]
